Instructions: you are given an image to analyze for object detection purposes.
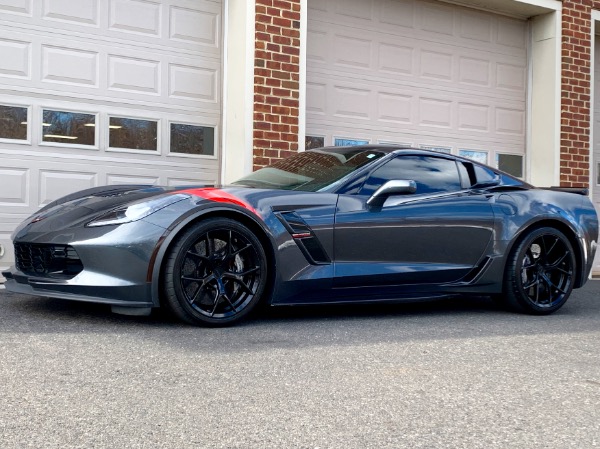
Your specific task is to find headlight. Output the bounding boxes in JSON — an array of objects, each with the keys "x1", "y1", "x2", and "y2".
[{"x1": 86, "y1": 194, "x2": 189, "y2": 227}]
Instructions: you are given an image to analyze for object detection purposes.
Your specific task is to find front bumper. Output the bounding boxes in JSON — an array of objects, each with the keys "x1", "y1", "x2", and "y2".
[{"x1": 3, "y1": 219, "x2": 166, "y2": 308}]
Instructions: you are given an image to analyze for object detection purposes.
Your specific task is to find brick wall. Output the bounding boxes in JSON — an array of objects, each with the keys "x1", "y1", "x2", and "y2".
[
  {"x1": 253, "y1": 0, "x2": 301, "y2": 171},
  {"x1": 561, "y1": 0, "x2": 593, "y2": 187}
]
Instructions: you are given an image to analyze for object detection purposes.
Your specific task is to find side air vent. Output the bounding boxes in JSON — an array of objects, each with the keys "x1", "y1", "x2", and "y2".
[{"x1": 276, "y1": 211, "x2": 331, "y2": 264}]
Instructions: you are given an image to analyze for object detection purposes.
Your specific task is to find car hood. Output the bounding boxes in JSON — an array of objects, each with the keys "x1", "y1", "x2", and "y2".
[{"x1": 13, "y1": 184, "x2": 338, "y2": 237}]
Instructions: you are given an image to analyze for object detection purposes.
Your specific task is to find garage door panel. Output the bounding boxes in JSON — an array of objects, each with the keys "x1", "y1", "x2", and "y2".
[
  {"x1": 0, "y1": 0, "x2": 221, "y2": 56},
  {"x1": 0, "y1": 29, "x2": 221, "y2": 112},
  {"x1": 43, "y1": 0, "x2": 99, "y2": 27},
  {"x1": 0, "y1": 167, "x2": 29, "y2": 207},
  {"x1": 106, "y1": 174, "x2": 160, "y2": 186},
  {"x1": 0, "y1": 37, "x2": 30, "y2": 79},
  {"x1": 310, "y1": 0, "x2": 527, "y2": 55},
  {"x1": 309, "y1": 74, "x2": 525, "y2": 142},
  {"x1": 307, "y1": 0, "x2": 527, "y2": 165},
  {"x1": 308, "y1": 26, "x2": 526, "y2": 100},
  {"x1": 39, "y1": 169, "x2": 98, "y2": 206}
]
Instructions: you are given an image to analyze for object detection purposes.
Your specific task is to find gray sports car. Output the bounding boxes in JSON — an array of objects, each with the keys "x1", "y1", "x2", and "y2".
[{"x1": 3, "y1": 146, "x2": 598, "y2": 326}]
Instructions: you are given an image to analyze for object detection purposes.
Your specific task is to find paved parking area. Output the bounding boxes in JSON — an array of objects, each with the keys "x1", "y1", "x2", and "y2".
[{"x1": 0, "y1": 284, "x2": 599, "y2": 448}]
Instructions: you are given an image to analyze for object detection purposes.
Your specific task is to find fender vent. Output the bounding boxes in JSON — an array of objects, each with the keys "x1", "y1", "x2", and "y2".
[{"x1": 276, "y1": 211, "x2": 331, "y2": 264}]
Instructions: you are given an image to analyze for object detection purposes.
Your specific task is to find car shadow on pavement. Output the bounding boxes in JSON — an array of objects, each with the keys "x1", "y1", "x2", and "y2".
[{"x1": 2, "y1": 283, "x2": 600, "y2": 346}]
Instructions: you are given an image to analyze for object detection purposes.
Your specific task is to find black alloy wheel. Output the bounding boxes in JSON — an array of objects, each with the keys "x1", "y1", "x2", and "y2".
[
  {"x1": 503, "y1": 227, "x2": 576, "y2": 314},
  {"x1": 163, "y1": 218, "x2": 267, "y2": 326}
]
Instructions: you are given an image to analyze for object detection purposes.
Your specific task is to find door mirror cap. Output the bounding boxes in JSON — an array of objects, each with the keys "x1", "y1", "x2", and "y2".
[{"x1": 367, "y1": 180, "x2": 417, "y2": 209}]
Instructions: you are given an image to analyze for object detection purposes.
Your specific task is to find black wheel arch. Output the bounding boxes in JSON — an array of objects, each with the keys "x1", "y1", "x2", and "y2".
[
  {"x1": 149, "y1": 205, "x2": 277, "y2": 308},
  {"x1": 504, "y1": 218, "x2": 586, "y2": 289}
]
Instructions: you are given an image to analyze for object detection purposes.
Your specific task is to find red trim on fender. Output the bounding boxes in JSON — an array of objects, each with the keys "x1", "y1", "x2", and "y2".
[{"x1": 175, "y1": 188, "x2": 260, "y2": 217}]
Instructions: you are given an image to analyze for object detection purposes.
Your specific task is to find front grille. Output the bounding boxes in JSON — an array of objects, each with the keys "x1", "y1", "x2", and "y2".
[{"x1": 15, "y1": 243, "x2": 83, "y2": 278}]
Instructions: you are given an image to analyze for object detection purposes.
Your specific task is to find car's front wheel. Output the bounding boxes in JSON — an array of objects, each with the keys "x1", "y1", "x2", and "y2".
[
  {"x1": 162, "y1": 218, "x2": 268, "y2": 326},
  {"x1": 503, "y1": 227, "x2": 576, "y2": 314}
]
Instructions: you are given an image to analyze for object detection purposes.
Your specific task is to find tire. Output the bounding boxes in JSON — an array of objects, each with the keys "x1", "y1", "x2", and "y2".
[
  {"x1": 502, "y1": 227, "x2": 576, "y2": 315},
  {"x1": 162, "y1": 218, "x2": 268, "y2": 326}
]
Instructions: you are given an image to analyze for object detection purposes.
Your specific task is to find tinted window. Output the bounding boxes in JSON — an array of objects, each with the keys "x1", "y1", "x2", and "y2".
[
  {"x1": 360, "y1": 155, "x2": 462, "y2": 196},
  {"x1": 474, "y1": 165, "x2": 497, "y2": 185},
  {"x1": 233, "y1": 148, "x2": 386, "y2": 191}
]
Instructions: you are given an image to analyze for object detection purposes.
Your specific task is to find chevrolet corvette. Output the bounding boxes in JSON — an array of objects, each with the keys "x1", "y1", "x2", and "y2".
[{"x1": 3, "y1": 146, "x2": 598, "y2": 326}]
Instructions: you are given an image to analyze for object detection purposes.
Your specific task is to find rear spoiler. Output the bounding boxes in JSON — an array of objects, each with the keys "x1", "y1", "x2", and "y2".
[{"x1": 541, "y1": 186, "x2": 589, "y2": 196}]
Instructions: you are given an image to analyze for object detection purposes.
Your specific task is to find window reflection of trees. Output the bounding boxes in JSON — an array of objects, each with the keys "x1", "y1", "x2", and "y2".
[
  {"x1": 305, "y1": 135, "x2": 324, "y2": 150},
  {"x1": 109, "y1": 117, "x2": 157, "y2": 151},
  {"x1": 42, "y1": 110, "x2": 95, "y2": 145},
  {"x1": 0, "y1": 105, "x2": 27, "y2": 140},
  {"x1": 170, "y1": 123, "x2": 214, "y2": 156}
]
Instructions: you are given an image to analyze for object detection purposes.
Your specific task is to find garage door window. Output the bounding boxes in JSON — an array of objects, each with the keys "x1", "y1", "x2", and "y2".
[
  {"x1": 459, "y1": 149, "x2": 488, "y2": 165},
  {"x1": 42, "y1": 110, "x2": 96, "y2": 146},
  {"x1": 169, "y1": 123, "x2": 215, "y2": 156},
  {"x1": 109, "y1": 117, "x2": 158, "y2": 152},
  {"x1": 305, "y1": 135, "x2": 325, "y2": 150},
  {"x1": 334, "y1": 138, "x2": 369, "y2": 147},
  {"x1": 496, "y1": 153, "x2": 523, "y2": 178},
  {"x1": 0, "y1": 105, "x2": 28, "y2": 141}
]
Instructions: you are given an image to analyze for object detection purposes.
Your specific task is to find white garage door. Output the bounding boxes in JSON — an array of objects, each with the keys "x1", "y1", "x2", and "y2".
[
  {"x1": 0, "y1": 0, "x2": 222, "y2": 276},
  {"x1": 306, "y1": 0, "x2": 527, "y2": 175}
]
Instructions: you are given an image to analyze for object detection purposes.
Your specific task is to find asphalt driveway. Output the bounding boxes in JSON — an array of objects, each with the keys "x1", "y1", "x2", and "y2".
[{"x1": 0, "y1": 284, "x2": 599, "y2": 448}]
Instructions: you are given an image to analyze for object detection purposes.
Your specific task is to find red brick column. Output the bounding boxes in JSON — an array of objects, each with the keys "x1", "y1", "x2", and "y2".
[
  {"x1": 253, "y1": 0, "x2": 301, "y2": 171},
  {"x1": 561, "y1": 0, "x2": 592, "y2": 187}
]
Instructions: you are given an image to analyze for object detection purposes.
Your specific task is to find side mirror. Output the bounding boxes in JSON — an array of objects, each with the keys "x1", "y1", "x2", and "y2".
[{"x1": 367, "y1": 180, "x2": 417, "y2": 210}]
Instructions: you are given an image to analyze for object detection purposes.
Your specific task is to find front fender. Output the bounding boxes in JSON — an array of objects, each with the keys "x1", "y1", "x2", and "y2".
[{"x1": 146, "y1": 203, "x2": 278, "y2": 307}]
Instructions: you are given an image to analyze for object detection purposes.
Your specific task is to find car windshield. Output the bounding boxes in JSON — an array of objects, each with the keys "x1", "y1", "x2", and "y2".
[{"x1": 232, "y1": 148, "x2": 386, "y2": 191}]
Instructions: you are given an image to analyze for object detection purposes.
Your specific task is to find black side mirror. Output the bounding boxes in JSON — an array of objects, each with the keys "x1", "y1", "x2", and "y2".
[{"x1": 367, "y1": 180, "x2": 417, "y2": 210}]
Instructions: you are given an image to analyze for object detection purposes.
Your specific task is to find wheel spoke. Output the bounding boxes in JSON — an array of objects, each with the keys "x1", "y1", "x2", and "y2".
[
  {"x1": 183, "y1": 274, "x2": 216, "y2": 303},
  {"x1": 540, "y1": 272, "x2": 567, "y2": 295},
  {"x1": 226, "y1": 243, "x2": 253, "y2": 260},
  {"x1": 186, "y1": 250, "x2": 208, "y2": 261},
  {"x1": 547, "y1": 266, "x2": 572, "y2": 276},
  {"x1": 222, "y1": 272, "x2": 255, "y2": 295},
  {"x1": 546, "y1": 251, "x2": 570, "y2": 269},
  {"x1": 230, "y1": 266, "x2": 260, "y2": 277},
  {"x1": 205, "y1": 231, "x2": 214, "y2": 257},
  {"x1": 209, "y1": 291, "x2": 221, "y2": 317},
  {"x1": 523, "y1": 277, "x2": 539, "y2": 290},
  {"x1": 545, "y1": 236, "x2": 559, "y2": 258},
  {"x1": 221, "y1": 293, "x2": 238, "y2": 313},
  {"x1": 226, "y1": 230, "x2": 233, "y2": 258}
]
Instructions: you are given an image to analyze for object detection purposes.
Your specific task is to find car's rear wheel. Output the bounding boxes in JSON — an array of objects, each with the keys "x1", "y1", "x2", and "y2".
[
  {"x1": 503, "y1": 227, "x2": 576, "y2": 314},
  {"x1": 162, "y1": 218, "x2": 267, "y2": 326}
]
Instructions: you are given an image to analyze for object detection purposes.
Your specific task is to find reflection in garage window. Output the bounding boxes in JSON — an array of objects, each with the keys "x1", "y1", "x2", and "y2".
[
  {"x1": 170, "y1": 123, "x2": 214, "y2": 156},
  {"x1": 496, "y1": 153, "x2": 523, "y2": 178},
  {"x1": 459, "y1": 149, "x2": 488, "y2": 165},
  {"x1": 420, "y1": 144, "x2": 451, "y2": 154},
  {"x1": 0, "y1": 105, "x2": 27, "y2": 140},
  {"x1": 109, "y1": 117, "x2": 157, "y2": 151},
  {"x1": 305, "y1": 135, "x2": 324, "y2": 150},
  {"x1": 42, "y1": 110, "x2": 95, "y2": 145},
  {"x1": 334, "y1": 138, "x2": 369, "y2": 147}
]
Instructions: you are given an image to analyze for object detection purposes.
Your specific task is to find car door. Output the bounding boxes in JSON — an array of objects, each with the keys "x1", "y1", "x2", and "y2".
[{"x1": 333, "y1": 154, "x2": 496, "y2": 289}]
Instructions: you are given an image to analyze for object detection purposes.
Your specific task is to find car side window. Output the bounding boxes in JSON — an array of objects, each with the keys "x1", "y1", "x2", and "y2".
[{"x1": 359, "y1": 155, "x2": 463, "y2": 196}]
